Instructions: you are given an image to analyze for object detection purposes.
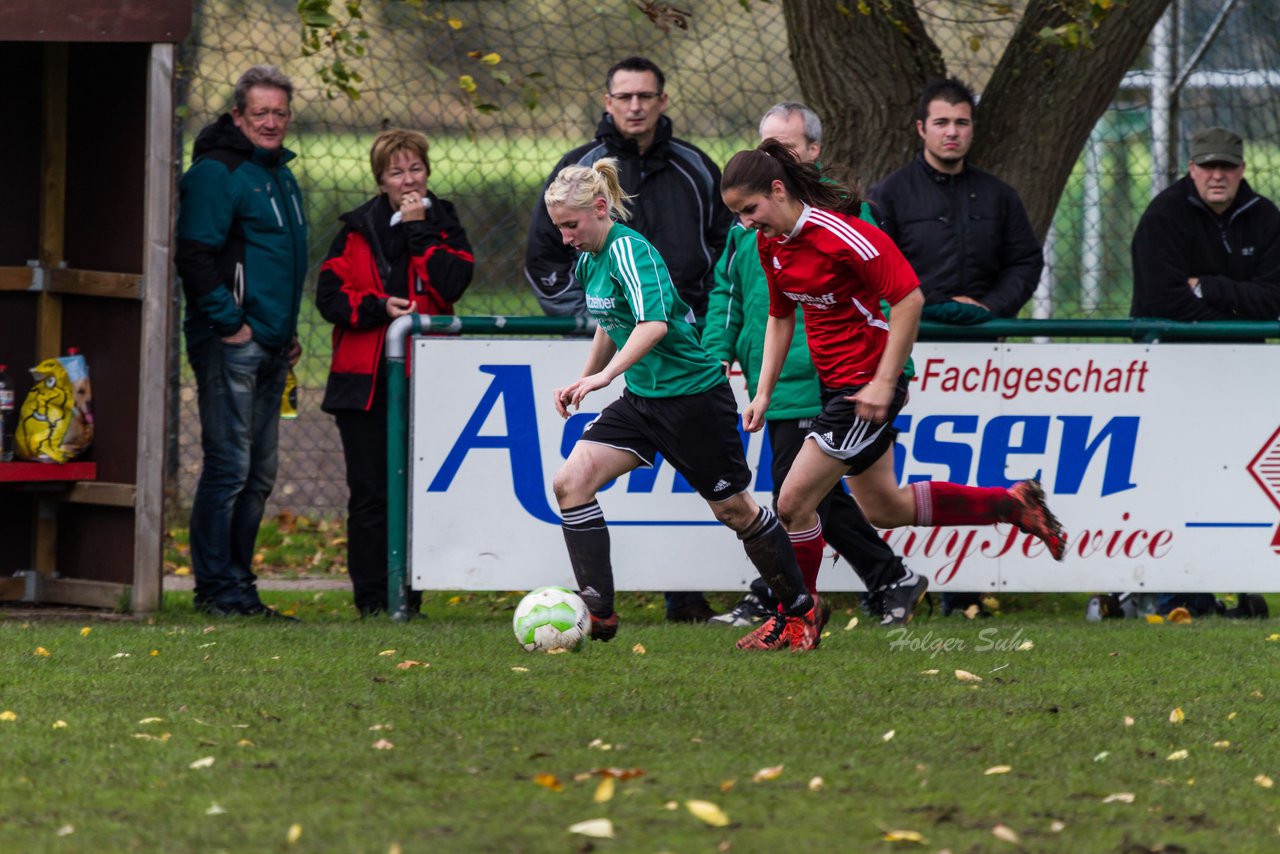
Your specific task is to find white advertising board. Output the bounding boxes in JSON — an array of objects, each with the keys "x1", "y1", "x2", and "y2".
[{"x1": 410, "y1": 339, "x2": 1280, "y2": 593}]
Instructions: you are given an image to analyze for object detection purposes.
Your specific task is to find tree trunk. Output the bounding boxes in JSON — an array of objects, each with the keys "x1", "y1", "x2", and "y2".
[
  {"x1": 783, "y1": 0, "x2": 1173, "y2": 237},
  {"x1": 783, "y1": 0, "x2": 945, "y2": 195}
]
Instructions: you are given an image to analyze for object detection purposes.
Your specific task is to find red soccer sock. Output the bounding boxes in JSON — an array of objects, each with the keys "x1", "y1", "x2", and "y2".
[
  {"x1": 911, "y1": 481, "x2": 1010, "y2": 527},
  {"x1": 788, "y1": 522, "x2": 825, "y2": 595}
]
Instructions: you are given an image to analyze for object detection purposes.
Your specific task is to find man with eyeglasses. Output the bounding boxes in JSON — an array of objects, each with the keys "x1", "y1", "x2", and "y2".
[
  {"x1": 525, "y1": 56, "x2": 735, "y2": 624},
  {"x1": 1131, "y1": 126, "x2": 1280, "y2": 324},
  {"x1": 525, "y1": 55, "x2": 734, "y2": 322}
]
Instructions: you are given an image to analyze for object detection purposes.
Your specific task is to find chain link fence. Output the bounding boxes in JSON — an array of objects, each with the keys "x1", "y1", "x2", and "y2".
[{"x1": 171, "y1": 0, "x2": 1280, "y2": 519}]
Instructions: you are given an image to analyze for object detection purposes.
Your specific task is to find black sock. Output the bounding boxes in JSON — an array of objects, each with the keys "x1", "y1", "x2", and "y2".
[
  {"x1": 739, "y1": 507, "x2": 812, "y2": 616},
  {"x1": 561, "y1": 500, "x2": 614, "y2": 617}
]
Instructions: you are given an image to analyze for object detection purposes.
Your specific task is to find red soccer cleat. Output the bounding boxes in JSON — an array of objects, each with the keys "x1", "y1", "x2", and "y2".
[{"x1": 1005, "y1": 479, "x2": 1068, "y2": 560}]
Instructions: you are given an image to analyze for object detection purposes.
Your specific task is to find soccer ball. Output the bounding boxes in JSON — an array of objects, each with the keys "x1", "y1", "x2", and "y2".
[{"x1": 512, "y1": 587, "x2": 590, "y2": 652}]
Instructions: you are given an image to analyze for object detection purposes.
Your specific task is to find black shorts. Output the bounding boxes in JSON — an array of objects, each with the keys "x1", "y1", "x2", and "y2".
[
  {"x1": 579, "y1": 384, "x2": 752, "y2": 502},
  {"x1": 809, "y1": 375, "x2": 909, "y2": 475}
]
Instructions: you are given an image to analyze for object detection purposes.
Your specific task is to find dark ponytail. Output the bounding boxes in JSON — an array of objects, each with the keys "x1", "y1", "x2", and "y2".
[{"x1": 722, "y1": 138, "x2": 861, "y2": 214}]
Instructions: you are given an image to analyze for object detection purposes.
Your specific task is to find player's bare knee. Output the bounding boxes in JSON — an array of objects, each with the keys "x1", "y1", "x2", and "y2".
[
  {"x1": 710, "y1": 494, "x2": 755, "y2": 532},
  {"x1": 552, "y1": 465, "x2": 589, "y2": 506}
]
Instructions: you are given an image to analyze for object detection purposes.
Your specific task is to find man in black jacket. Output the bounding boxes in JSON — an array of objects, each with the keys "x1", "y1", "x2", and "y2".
[
  {"x1": 868, "y1": 77, "x2": 1043, "y2": 617},
  {"x1": 868, "y1": 78, "x2": 1043, "y2": 326},
  {"x1": 1130, "y1": 126, "x2": 1280, "y2": 324},
  {"x1": 524, "y1": 56, "x2": 734, "y2": 320}
]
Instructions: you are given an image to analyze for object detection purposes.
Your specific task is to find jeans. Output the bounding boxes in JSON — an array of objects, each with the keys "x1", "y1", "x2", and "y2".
[{"x1": 188, "y1": 337, "x2": 288, "y2": 610}]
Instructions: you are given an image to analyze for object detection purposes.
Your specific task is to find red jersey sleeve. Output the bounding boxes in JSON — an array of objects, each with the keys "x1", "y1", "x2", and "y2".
[{"x1": 839, "y1": 220, "x2": 919, "y2": 306}]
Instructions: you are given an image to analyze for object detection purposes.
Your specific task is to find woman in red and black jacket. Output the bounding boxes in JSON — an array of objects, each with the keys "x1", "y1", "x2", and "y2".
[{"x1": 316, "y1": 128, "x2": 474, "y2": 617}]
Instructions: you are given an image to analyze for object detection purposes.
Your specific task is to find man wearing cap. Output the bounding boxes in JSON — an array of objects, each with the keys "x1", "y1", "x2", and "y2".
[{"x1": 1130, "y1": 126, "x2": 1280, "y2": 322}]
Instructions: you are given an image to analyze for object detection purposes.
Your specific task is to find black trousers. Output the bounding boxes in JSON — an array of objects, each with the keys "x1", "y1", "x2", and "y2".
[
  {"x1": 333, "y1": 382, "x2": 421, "y2": 615},
  {"x1": 767, "y1": 418, "x2": 903, "y2": 592}
]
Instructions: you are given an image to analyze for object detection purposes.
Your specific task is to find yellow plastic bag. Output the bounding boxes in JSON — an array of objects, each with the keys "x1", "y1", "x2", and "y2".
[{"x1": 15, "y1": 354, "x2": 94, "y2": 463}]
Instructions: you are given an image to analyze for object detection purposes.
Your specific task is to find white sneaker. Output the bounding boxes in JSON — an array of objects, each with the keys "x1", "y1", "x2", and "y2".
[{"x1": 710, "y1": 593, "x2": 770, "y2": 627}]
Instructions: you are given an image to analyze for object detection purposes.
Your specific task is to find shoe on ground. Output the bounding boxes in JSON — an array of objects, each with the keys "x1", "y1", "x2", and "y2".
[
  {"x1": 1005, "y1": 478, "x2": 1068, "y2": 560},
  {"x1": 666, "y1": 599, "x2": 720, "y2": 623},
  {"x1": 240, "y1": 603, "x2": 300, "y2": 622},
  {"x1": 811, "y1": 594, "x2": 833, "y2": 648},
  {"x1": 194, "y1": 599, "x2": 243, "y2": 618},
  {"x1": 735, "y1": 595, "x2": 821, "y2": 651},
  {"x1": 878, "y1": 571, "x2": 929, "y2": 626},
  {"x1": 710, "y1": 593, "x2": 770, "y2": 627},
  {"x1": 589, "y1": 612, "x2": 618, "y2": 642}
]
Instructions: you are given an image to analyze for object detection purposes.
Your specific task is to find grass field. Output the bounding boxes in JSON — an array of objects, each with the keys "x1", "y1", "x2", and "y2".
[{"x1": 3, "y1": 590, "x2": 1278, "y2": 852}]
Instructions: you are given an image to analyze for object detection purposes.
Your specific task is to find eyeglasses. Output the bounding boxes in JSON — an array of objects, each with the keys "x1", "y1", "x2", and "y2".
[{"x1": 608, "y1": 91, "x2": 661, "y2": 103}]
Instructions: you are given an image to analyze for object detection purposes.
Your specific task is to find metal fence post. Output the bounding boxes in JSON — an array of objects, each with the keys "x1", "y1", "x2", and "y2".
[{"x1": 386, "y1": 313, "x2": 425, "y2": 621}]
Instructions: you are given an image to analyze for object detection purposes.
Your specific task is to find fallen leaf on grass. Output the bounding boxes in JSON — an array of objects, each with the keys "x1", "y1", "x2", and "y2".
[
  {"x1": 592, "y1": 767, "x2": 645, "y2": 780},
  {"x1": 1124, "y1": 716, "x2": 1135, "y2": 726},
  {"x1": 844, "y1": 616, "x2": 859, "y2": 630},
  {"x1": 992, "y1": 824, "x2": 1020, "y2": 844},
  {"x1": 955, "y1": 670, "x2": 983, "y2": 682},
  {"x1": 881, "y1": 829, "x2": 924, "y2": 843},
  {"x1": 237, "y1": 739, "x2": 253, "y2": 747},
  {"x1": 511, "y1": 667, "x2": 529, "y2": 673},
  {"x1": 663, "y1": 801, "x2": 678, "y2": 810},
  {"x1": 372, "y1": 739, "x2": 395, "y2": 750},
  {"x1": 719, "y1": 778, "x2": 735, "y2": 792},
  {"x1": 593, "y1": 777, "x2": 615, "y2": 803},
  {"x1": 963, "y1": 604, "x2": 981, "y2": 620},
  {"x1": 920, "y1": 669, "x2": 939, "y2": 676},
  {"x1": 34, "y1": 647, "x2": 51, "y2": 657},
  {"x1": 79, "y1": 627, "x2": 91, "y2": 637},
  {"x1": 753, "y1": 764, "x2": 784, "y2": 782},
  {"x1": 1145, "y1": 614, "x2": 1165, "y2": 624},
  {"x1": 882, "y1": 729, "x2": 896, "y2": 742},
  {"x1": 0, "y1": 711, "x2": 16, "y2": 722},
  {"x1": 368, "y1": 724, "x2": 393, "y2": 731},
  {"x1": 150, "y1": 650, "x2": 160, "y2": 657},
  {"x1": 984, "y1": 765, "x2": 1012, "y2": 775},
  {"x1": 1256, "y1": 775, "x2": 1275, "y2": 789},
  {"x1": 1017, "y1": 640, "x2": 1034, "y2": 651},
  {"x1": 111, "y1": 653, "x2": 130, "y2": 659},
  {"x1": 189, "y1": 757, "x2": 215, "y2": 770},
  {"x1": 1265, "y1": 633, "x2": 1280, "y2": 642},
  {"x1": 808, "y1": 776, "x2": 824, "y2": 791},
  {"x1": 1094, "y1": 752, "x2": 1110, "y2": 762},
  {"x1": 1050, "y1": 820, "x2": 1066, "y2": 832},
  {"x1": 587, "y1": 738, "x2": 613, "y2": 750},
  {"x1": 55, "y1": 825, "x2": 74, "y2": 837},
  {"x1": 1102, "y1": 792, "x2": 1135, "y2": 803},
  {"x1": 395, "y1": 660, "x2": 428, "y2": 670},
  {"x1": 287, "y1": 823, "x2": 302, "y2": 844},
  {"x1": 533, "y1": 773, "x2": 563, "y2": 792},
  {"x1": 139, "y1": 717, "x2": 163, "y2": 724},
  {"x1": 1169, "y1": 707, "x2": 1185, "y2": 724},
  {"x1": 378, "y1": 649, "x2": 396, "y2": 657},
  {"x1": 1228, "y1": 712, "x2": 1238, "y2": 720},
  {"x1": 205, "y1": 803, "x2": 226, "y2": 816},
  {"x1": 632, "y1": 643, "x2": 646, "y2": 655},
  {"x1": 1167, "y1": 750, "x2": 1189, "y2": 761},
  {"x1": 1213, "y1": 740, "x2": 1231, "y2": 749},
  {"x1": 567, "y1": 818, "x2": 614, "y2": 839},
  {"x1": 686, "y1": 800, "x2": 730, "y2": 827},
  {"x1": 52, "y1": 720, "x2": 67, "y2": 729}
]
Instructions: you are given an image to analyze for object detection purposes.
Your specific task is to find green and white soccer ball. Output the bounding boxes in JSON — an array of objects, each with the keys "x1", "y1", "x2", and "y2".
[{"x1": 512, "y1": 586, "x2": 590, "y2": 652}]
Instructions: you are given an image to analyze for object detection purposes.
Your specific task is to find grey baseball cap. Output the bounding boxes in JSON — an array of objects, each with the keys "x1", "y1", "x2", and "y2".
[{"x1": 1190, "y1": 127, "x2": 1244, "y2": 166}]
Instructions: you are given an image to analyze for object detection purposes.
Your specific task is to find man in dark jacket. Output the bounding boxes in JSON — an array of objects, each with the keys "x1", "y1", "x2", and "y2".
[
  {"x1": 1130, "y1": 126, "x2": 1280, "y2": 324},
  {"x1": 524, "y1": 56, "x2": 734, "y2": 320},
  {"x1": 175, "y1": 65, "x2": 308, "y2": 619},
  {"x1": 868, "y1": 78, "x2": 1043, "y2": 325},
  {"x1": 525, "y1": 56, "x2": 733, "y2": 622},
  {"x1": 868, "y1": 77, "x2": 1043, "y2": 617}
]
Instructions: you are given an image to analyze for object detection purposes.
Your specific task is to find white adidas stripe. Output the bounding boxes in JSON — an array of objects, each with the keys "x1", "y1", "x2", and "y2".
[{"x1": 808, "y1": 208, "x2": 879, "y2": 261}]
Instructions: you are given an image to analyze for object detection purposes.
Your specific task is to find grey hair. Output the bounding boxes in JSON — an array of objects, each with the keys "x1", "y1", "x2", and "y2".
[
  {"x1": 758, "y1": 101, "x2": 822, "y2": 145},
  {"x1": 544, "y1": 158, "x2": 634, "y2": 221},
  {"x1": 233, "y1": 65, "x2": 294, "y2": 113}
]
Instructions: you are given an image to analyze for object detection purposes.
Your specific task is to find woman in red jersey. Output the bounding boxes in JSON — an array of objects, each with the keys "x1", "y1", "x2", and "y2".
[{"x1": 720, "y1": 139, "x2": 1067, "y2": 627}]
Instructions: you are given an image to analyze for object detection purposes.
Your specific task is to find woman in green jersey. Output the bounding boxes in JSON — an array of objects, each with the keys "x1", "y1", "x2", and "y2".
[{"x1": 544, "y1": 159, "x2": 824, "y2": 651}]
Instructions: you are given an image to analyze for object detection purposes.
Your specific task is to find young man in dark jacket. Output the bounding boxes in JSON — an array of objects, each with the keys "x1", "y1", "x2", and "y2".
[
  {"x1": 868, "y1": 78, "x2": 1043, "y2": 324},
  {"x1": 175, "y1": 65, "x2": 308, "y2": 619},
  {"x1": 524, "y1": 56, "x2": 735, "y2": 321},
  {"x1": 1130, "y1": 126, "x2": 1280, "y2": 324},
  {"x1": 524, "y1": 56, "x2": 735, "y2": 623},
  {"x1": 868, "y1": 77, "x2": 1044, "y2": 616}
]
